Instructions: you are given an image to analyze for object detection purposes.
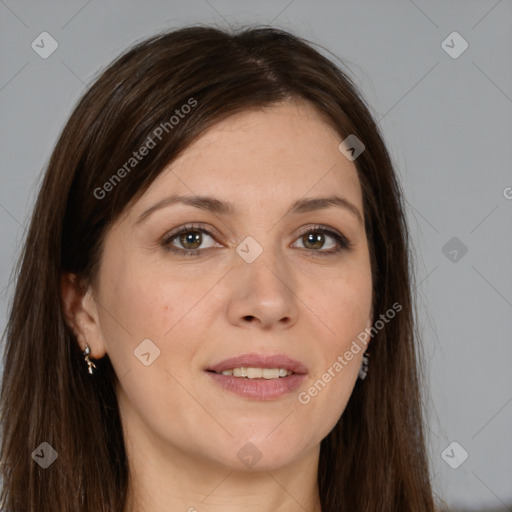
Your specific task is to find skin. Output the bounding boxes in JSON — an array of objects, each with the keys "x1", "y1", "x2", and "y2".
[{"x1": 62, "y1": 100, "x2": 374, "y2": 512}]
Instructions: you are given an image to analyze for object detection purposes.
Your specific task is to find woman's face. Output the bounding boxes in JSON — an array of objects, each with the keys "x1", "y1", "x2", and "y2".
[{"x1": 84, "y1": 100, "x2": 373, "y2": 471}]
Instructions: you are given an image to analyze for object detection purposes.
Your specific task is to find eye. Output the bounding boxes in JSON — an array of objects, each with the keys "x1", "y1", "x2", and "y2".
[
  {"x1": 161, "y1": 223, "x2": 220, "y2": 256},
  {"x1": 161, "y1": 223, "x2": 352, "y2": 256},
  {"x1": 291, "y1": 225, "x2": 352, "y2": 255}
]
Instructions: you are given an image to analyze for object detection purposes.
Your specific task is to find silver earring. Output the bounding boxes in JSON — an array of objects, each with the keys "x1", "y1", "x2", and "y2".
[
  {"x1": 358, "y1": 352, "x2": 369, "y2": 380},
  {"x1": 83, "y1": 344, "x2": 97, "y2": 375}
]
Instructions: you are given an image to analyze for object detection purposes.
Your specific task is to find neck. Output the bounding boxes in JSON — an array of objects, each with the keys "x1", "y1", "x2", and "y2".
[{"x1": 121, "y1": 409, "x2": 322, "y2": 512}]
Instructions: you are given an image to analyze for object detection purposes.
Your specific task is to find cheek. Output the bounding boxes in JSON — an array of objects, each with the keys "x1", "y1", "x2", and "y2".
[
  {"x1": 294, "y1": 355, "x2": 361, "y2": 451},
  {"x1": 295, "y1": 262, "x2": 371, "y2": 431},
  {"x1": 99, "y1": 251, "x2": 213, "y2": 342},
  {"x1": 302, "y1": 264, "x2": 372, "y2": 348},
  {"x1": 115, "y1": 361, "x2": 219, "y2": 466},
  {"x1": 321, "y1": 280, "x2": 371, "y2": 389},
  {"x1": 96, "y1": 253, "x2": 210, "y2": 384},
  {"x1": 104, "y1": 271, "x2": 211, "y2": 447}
]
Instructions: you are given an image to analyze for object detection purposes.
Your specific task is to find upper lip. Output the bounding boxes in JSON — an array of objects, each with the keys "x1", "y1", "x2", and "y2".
[{"x1": 206, "y1": 353, "x2": 308, "y2": 374}]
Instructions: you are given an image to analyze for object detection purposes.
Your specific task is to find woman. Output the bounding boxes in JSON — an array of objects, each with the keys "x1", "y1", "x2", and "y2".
[{"x1": 0, "y1": 25, "x2": 437, "y2": 511}]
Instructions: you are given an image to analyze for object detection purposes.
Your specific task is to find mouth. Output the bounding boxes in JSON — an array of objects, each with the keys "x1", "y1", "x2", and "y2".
[
  {"x1": 208, "y1": 367, "x2": 294, "y2": 379},
  {"x1": 206, "y1": 352, "x2": 308, "y2": 376},
  {"x1": 205, "y1": 353, "x2": 308, "y2": 400}
]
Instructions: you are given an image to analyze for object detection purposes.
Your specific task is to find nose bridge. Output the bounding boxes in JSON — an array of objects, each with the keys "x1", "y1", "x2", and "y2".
[
  {"x1": 226, "y1": 230, "x2": 299, "y2": 328},
  {"x1": 237, "y1": 232, "x2": 292, "y2": 292}
]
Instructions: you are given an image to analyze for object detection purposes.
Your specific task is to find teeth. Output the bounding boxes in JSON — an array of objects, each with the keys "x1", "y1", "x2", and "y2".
[
  {"x1": 218, "y1": 367, "x2": 293, "y2": 379},
  {"x1": 233, "y1": 367, "x2": 247, "y2": 377},
  {"x1": 262, "y1": 368, "x2": 279, "y2": 379}
]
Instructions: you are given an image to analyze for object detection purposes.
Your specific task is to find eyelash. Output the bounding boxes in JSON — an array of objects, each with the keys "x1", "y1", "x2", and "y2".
[{"x1": 160, "y1": 223, "x2": 353, "y2": 257}]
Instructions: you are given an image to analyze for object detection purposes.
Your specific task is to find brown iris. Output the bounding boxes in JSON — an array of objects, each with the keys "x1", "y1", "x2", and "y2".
[
  {"x1": 179, "y1": 231, "x2": 202, "y2": 250},
  {"x1": 302, "y1": 232, "x2": 325, "y2": 250}
]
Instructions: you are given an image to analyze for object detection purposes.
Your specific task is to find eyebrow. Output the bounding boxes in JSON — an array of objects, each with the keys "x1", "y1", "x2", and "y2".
[{"x1": 135, "y1": 194, "x2": 364, "y2": 226}]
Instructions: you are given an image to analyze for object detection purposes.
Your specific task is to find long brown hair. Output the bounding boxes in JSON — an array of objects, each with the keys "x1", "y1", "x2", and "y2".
[{"x1": 0, "y1": 24, "x2": 436, "y2": 511}]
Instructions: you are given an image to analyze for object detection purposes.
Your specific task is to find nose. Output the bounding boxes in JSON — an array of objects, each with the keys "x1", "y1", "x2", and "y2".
[{"x1": 225, "y1": 249, "x2": 299, "y2": 331}]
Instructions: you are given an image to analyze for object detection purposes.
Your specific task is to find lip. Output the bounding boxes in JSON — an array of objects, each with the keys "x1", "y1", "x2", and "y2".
[
  {"x1": 205, "y1": 353, "x2": 308, "y2": 401},
  {"x1": 206, "y1": 353, "x2": 308, "y2": 375}
]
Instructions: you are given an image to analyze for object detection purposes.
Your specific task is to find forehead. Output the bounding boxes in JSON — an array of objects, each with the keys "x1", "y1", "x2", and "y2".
[{"x1": 130, "y1": 101, "x2": 363, "y2": 219}]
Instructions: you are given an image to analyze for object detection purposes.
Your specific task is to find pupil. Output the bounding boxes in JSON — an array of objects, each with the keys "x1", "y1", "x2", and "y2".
[
  {"x1": 181, "y1": 231, "x2": 201, "y2": 249},
  {"x1": 306, "y1": 232, "x2": 323, "y2": 249}
]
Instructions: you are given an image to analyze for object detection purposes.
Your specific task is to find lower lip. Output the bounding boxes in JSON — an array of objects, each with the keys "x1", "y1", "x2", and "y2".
[{"x1": 206, "y1": 371, "x2": 306, "y2": 400}]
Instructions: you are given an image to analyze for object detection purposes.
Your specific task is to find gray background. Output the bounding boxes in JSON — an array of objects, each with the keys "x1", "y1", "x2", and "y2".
[{"x1": 1, "y1": 0, "x2": 511, "y2": 510}]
